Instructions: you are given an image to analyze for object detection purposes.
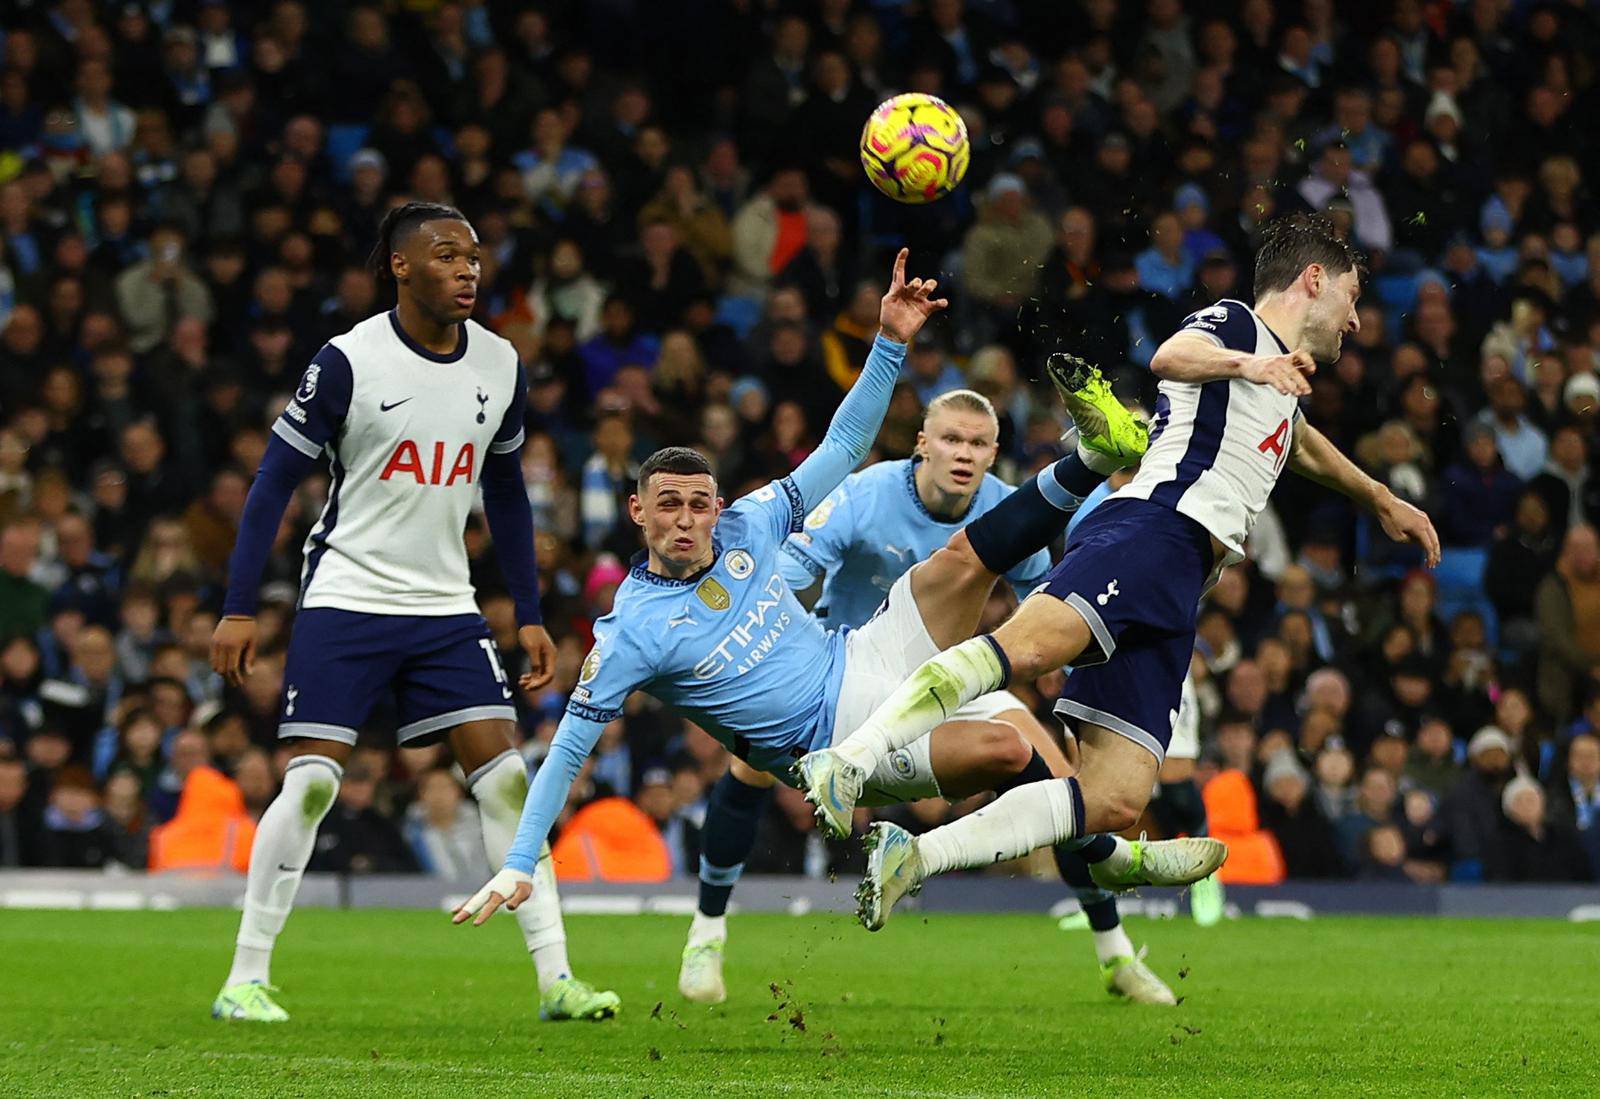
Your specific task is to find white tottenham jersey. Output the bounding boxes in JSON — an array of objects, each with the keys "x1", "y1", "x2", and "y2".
[
  {"x1": 1113, "y1": 298, "x2": 1300, "y2": 566},
  {"x1": 271, "y1": 311, "x2": 527, "y2": 616}
]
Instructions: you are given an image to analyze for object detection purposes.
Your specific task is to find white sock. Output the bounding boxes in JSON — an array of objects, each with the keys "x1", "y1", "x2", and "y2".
[
  {"x1": 1076, "y1": 439, "x2": 1125, "y2": 476},
  {"x1": 225, "y1": 754, "x2": 342, "y2": 987},
  {"x1": 1092, "y1": 925, "x2": 1135, "y2": 966},
  {"x1": 1099, "y1": 835, "x2": 1134, "y2": 876},
  {"x1": 470, "y1": 750, "x2": 571, "y2": 994},
  {"x1": 687, "y1": 911, "x2": 726, "y2": 948},
  {"x1": 918, "y1": 778, "x2": 1079, "y2": 876},
  {"x1": 836, "y1": 637, "x2": 1007, "y2": 772}
]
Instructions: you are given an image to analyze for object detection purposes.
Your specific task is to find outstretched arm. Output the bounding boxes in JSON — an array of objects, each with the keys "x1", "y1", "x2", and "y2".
[
  {"x1": 1289, "y1": 419, "x2": 1441, "y2": 566},
  {"x1": 450, "y1": 707, "x2": 607, "y2": 925},
  {"x1": 1150, "y1": 333, "x2": 1317, "y2": 397},
  {"x1": 787, "y1": 249, "x2": 948, "y2": 510}
]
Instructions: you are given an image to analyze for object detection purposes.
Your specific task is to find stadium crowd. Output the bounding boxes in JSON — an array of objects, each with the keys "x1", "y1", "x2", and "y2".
[{"x1": 0, "y1": 0, "x2": 1598, "y2": 887}]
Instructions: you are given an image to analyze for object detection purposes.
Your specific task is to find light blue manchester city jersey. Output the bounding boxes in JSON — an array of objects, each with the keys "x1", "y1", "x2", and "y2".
[
  {"x1": 779, "y1": 459, "x2": 1053, "y2": 628},
  {"x1": 570, "y1": 478, "x2": 847, "y2": 776}
]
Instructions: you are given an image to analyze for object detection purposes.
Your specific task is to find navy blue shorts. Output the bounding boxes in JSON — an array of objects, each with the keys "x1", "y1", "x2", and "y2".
[
  {"x1": 1040, "y1": 497, "x2": 1214, "y2": 763},
  {"x1": 279, "y1": 609, "x2": 517, "y2": 746}
]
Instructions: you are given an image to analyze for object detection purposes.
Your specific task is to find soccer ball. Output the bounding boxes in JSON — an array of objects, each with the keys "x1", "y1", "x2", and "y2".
[{"x1": 859, "y1": 93, "x2": 970, "y2": 204}]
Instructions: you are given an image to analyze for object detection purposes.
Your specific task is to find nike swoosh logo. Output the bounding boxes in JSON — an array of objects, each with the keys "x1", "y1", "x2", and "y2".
[
  {"x1": 379, "y1": 398, "x2": 413, "y2": 412},
  {"x1": 277, "y1": 864, "x2": 300, "y2": 872}
]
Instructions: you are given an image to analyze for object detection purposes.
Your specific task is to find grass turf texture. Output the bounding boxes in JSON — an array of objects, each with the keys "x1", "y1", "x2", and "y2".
[{"x1": 1, "y1": 910, "x2": 1596, "y2": 1097}]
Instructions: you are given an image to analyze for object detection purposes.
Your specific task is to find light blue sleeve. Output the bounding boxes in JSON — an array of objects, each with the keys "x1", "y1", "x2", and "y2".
[
  {"x1": 779, "y1": 483, "x2": 856, "y2": 590},
  {"x1": 729, "y1": 333, "x2": 905, "y2": 545},
  {"x1": 1065, "y1": 481, "x2": 1114, "y2": 538},
  {"x1": 788, "y1": 333, "x2": 906, "y2": 512},
  {"x1": 503, "y1": 625, "x2": 648, "y2": 874},
  {"x1": 1005, "y1": 545, "x2": 1054, "y2": 602}
]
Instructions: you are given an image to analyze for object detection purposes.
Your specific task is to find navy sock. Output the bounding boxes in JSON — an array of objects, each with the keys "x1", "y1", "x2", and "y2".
[
  {"x1": 1050, "y1": 449, "x2": 1104, "y2": 498},
  {"x1": 993, "y1": 748, "x2": 1053, "y2": 795},
  {"x1": 697, "y1": 772, "x2": 772, "y2": 917},
  {"x1": 1067, "y1": 833, "x2": 1118, "y2": 863},
  {"x1": 965, "y1": 454, "x2": 1101, "y2": 575},
  {"x1": 1154, "y1": 779, "x2": 1209, "y2": 838},
  {"x1": 1052, "y1": 845, "x2": 1121, "y2": 931}
]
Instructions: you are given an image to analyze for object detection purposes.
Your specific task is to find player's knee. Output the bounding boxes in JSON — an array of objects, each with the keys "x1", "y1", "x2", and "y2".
[
  {"x1": 991, "y1": 629, "x2": 1054, "y2": 683},
  {"x1": 979, "y1": 724, "x2": 1034, "y2": 775},
  {"x1": 1078, "y1": 774, "x2": 1144, "y2": 833},
  {"x1": 934, "y1": 529, "x2": 990, "y2": 582}
]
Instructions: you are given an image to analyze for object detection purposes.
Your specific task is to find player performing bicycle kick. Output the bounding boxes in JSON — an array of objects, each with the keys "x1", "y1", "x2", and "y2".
[{"x1": 454, "y1": 249, "x2": 1223, "y2": 963}]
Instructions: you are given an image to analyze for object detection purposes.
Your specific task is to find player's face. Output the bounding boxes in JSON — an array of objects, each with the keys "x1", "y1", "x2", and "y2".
[
  {"x1": 1304, "y1": 266, "x2": 1362, "y2": 363},
  {"x1": 631, "y1": 472, "x2": 723, "y2": 574},
  {"x1": 396, "y1": 219, "x2": 481, "y2": 324},
  {"x1": 917, "y1": 408, "x2": 998, "y2": 499}
]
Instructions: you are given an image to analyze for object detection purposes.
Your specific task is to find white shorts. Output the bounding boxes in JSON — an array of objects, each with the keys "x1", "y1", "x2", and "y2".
[
  {"x1": 830, "y1": 571, "x2": 1030, "y2": 804},
  {"x1": 1166, "y1": 672, "x2": 1201, "y2": 761}
]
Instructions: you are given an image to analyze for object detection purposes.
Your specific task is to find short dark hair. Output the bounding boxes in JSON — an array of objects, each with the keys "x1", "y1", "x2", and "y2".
[
  {"x1": 1253, "y1": 213, "x2": 1365, "y2": 299},
  {"x1": 367, "y1": 201, "x2": 468, "y2": 281},
  {"x1": 637, "y1": 446, "x2": 713, "y2": 493}
]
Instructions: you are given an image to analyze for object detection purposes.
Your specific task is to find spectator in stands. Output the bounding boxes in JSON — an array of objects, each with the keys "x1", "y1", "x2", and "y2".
[
  {"x1": 404, "y1": 769, "x2": 489, "y2": 880},
  {"x1": 112, "y1": 224, "x2": 212, "y2": 355},
  {"x1": 1337, "y1": 767, "x2": 1398, "y2": 870},
  {"x1": 1439, "y1": 423, "x2": 1523, "y2": 547},
  {"x1": 1443, "y1": 726, "x2": 1518, "y2": 881},
  {"x1": 1135, "y1": 209, "x2": 1195, "y2": 302},
  {"x1": 902, "y1": 331, "x2": 964, "y2": 407},
  {"x1": 729, "y1": 167, "x2": 809, "y2": 299},
  {"x1": 1494, "y1": 774, "x2": 1592, "y2": 882},
  {"x1": 310, "y1": 763, "x2": 418, "y2": 875},
  {"x1": 1536, "y1": 524, "x2": 1600, "y2": 724},
  {"x1": 1405, "y1": 716, "x2": 1463, "y2": 798},
  {"x1": 960, "y1": 174, "x2": 1051, "y2": 337},
  {"x1": 1259, "y1": 749, "x2": 1344, "y2": 879},
  {"x1": 1486, "y1": 490, "x2": 1559, "y2": 654},
  {"x1": 1297, "y1": 141, "x2": 1392, "y2": 254},
  {"x1": 1475, "y1": 376, "x2": 1547, "y2": 483},
  {"x1": 579, "y1": 411, "x2": 636, "y2": 552},
  {"x1": 0, "y1": 755, "x2": 35, "y2": 866},
  {"x1": 777, "y1": 205, "x2": 854, "y2": 326},
  {"x1": 0, "y1": 522, "x2": 47, "y2": 642},
  {"x1": 1550, "y1": 733, "x2": 1600, "y2": 877},
  {"x1": 1530, "y1": 426, "x2": 1599, "y2": 532},
  {"x1": 1399, "y1": 788, "x2": 1449, "y2": 882},
  {"x1": 36, "y1": 765, "x2": 110, "y2": 868}
]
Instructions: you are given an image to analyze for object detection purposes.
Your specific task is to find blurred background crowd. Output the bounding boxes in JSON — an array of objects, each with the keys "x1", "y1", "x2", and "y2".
[{"x1": 0, "y1": 0, "x2": 1598, "y2": 888}]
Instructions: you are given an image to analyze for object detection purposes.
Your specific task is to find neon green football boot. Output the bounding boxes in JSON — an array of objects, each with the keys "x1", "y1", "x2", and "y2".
[
  {"x1": 211, "y1": 981, "x2": 289, "y2": 1022},
  {"x1": 1055, "y1": 910, "x2": 1092, "y2": 931},
  {"x1": 539, "y1": 976, "x2": 621, "y2": 1022},
  {"x1": 1045, "y1": 352, "x2": 1149, "y2": 468},
  {"x1": 1101, "y1": 948, "x2": 1178, "y2": 1005},
  {"x1": 1089, "y1": 836, "x2": 1228, "y2": 892},
  {"x1": 1189, "y1": 871, "x2": 1226, "y2": 927},
  {"x1": 678, "y1": 939, "x2": 727, "y2": 1005}
]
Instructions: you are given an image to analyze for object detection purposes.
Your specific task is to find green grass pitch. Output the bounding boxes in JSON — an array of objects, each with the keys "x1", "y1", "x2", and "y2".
[{"x1": 2, "y1": 908, "x2": 1597, "y2": 1097}]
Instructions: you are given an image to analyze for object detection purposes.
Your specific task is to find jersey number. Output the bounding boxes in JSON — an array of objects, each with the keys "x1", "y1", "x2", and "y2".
[
  {"x1": 479, "y1": 638, "x2": 513, "y2": 700},
  {"x1": 1258, "y1": 418, "x2": 1291, "y2": 473}
]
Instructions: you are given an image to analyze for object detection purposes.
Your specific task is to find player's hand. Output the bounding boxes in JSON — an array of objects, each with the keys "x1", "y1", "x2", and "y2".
[
  {"x1": 451, "y1": 867, "x2": 533, "y2": 926},
  {"x1": 517, "y1": 624, "x2": 557, "y2": 692},
  {"x1": 1240, "y1": 350, "x2": 1316, "y2": 397},
  {"x1": 211, "y1": 615, "x2": 258, "y2": 687},
  {"x1": 1374, "y1": 489, "x2": 1441, "y2": 568},
  {"x1": 878, "y1": 247, "x2": 949, "y2": 344}
]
